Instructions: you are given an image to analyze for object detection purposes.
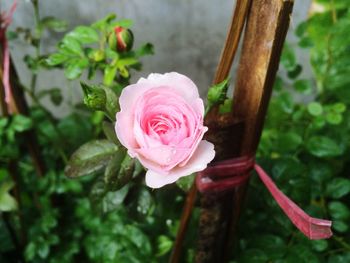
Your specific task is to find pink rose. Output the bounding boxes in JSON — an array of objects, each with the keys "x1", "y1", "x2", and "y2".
[{"x1": 115, "y1": 72, "x2": 215, "y2": 188}]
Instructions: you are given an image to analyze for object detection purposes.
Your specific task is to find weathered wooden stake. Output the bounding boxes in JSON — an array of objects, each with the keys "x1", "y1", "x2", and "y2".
[{"x1": 196, "y1": 0, "x2": 294, "y2": 262}]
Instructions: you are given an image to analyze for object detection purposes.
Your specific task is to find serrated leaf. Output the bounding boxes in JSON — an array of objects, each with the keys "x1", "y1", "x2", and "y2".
[
  {"x1": 68, "y1": 26, "x2": 99, "y2": 44},
  {"x1": 65, "y1": 139, "x2": 119, "y2": 178}
]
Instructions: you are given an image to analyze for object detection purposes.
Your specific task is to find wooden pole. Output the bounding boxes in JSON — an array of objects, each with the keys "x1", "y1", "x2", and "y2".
[{"x1": 196, "y1": 0, "x2": 294, "y2": 262}]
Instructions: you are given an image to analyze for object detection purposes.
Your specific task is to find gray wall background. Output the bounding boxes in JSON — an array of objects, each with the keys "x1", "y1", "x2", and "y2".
[{"x1": 2, "y1": 0, "x2": 311, "y2": 117}]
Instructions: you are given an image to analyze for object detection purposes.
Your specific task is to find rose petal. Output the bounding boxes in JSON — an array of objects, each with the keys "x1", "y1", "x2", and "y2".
[
  {"x1": 138, "y1": 72, "x2": 199, "y2": 102},
  {"x1": 145, "y1": 140, "x2": 215, "y2": 188}
]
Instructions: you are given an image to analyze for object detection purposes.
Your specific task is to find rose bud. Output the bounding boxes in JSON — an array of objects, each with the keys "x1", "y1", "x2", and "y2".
[
  {"x1": 115, "y1": 72, "x2": 216, "y2": 188},
  {"x1": 108, "y1": 26, "x2": 134, "y2": 52},
  {"x1": 81, "y1": 82, "x2": 106, "y2": 111}
]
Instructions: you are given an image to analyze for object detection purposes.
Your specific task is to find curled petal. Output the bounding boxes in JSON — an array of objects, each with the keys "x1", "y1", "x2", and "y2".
[{"x1": 145, "y1": 140, "x2": 215, "y2": 188}]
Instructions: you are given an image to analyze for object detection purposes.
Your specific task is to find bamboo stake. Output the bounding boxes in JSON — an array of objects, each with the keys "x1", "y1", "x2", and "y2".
[{"x1": 196, "y1": 1, "x2": 294, "y2": 262}]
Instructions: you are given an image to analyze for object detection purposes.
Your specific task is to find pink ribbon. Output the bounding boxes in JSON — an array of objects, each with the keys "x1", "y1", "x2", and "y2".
[
  {"x1": 0, "y1": 1, "x2": 17, "y2": 110},
  {"x1": 196, "y1": 156, "x2": 333, "y2": 240}
]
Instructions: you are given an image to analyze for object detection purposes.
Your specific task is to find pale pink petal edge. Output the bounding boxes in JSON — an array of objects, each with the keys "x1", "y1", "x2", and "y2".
[{"x1": 145, "y1": 140, "x2": 215, "y2": 188}]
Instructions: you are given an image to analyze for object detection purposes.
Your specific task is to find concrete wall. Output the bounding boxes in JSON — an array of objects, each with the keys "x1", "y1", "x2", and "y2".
[{"x1": 2, "y1": 0, "x2": 311, "y2": 117}]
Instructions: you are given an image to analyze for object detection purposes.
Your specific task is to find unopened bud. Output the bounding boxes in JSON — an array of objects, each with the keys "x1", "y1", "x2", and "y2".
[
  {"x1": 81, "y1": 82, "x2": 106, "y2": 111},
  {"x1": 108, "y1": 26, "x2": 134, "y2": 52}
]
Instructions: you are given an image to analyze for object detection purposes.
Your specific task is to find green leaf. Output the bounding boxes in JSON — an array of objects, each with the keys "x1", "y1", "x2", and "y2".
[
  {"x1": 92, "y1": 13, "x2": 117, "y2": 30},
  {"x1": 117, "y1": 57, "x2": 139, "y2": 67},
  {"x1": 103, "y1": 86, "x2": 120, "y2": 119},
  {"x1": 332, "y1": 103, "x2": 346, "y2": 113},
  {"x1": 68, "y1": 26, "x2": 99, "y2": 44},
  {"x1": 276, "y1": 132, "x2": 302, "y2": 152},
  {"x1": 61, "y1": 36, "x2": 83, "y2": 55},
  {"x1": 102, "y1": 185, "x2": 130, "y2": 213},
  {"x1": 287, "y1": 64, "x2": 302, "y2": 79},
  {"x1": 104, "y1": 151, "x2": 127, "y2": 191},
  {"x1": 113, "y1": 19, "x2": 133, "y2": 28},
  {"x1": 311, "y1": 240, "x2": 328, "y2": 252},
  {"x1": 137, "y1": 188, "x2": 153, "y2": 215},
  {"x1": 49, "y1": 89, "x2": 63, "y2": 106},
  {"x1": 219, "y1": 98, "x2": 233, "y2": 114},
  {"x1": 307, "y1": 102, "x2": 323, "y2": 116},
  {"x1": 102, "y1": 121, "x2": 120, "y2": 145},
  {"x1": 328, "y1": 201, "x2": 350, "y2": 220},
  {"x1": 306, "y1": 136, "x2": 343, "y2": 157},
  {"x1": 24, "y1": 55, "x2": 39, "y2": 72},
  {"x1": 105, "y1": 157, "x2": 135, "y2": 191},
  {"x1": 294, "y1": 79, "x2": 312, "y2": 94},
  {"x1": 328, "y1": 252, "x2": 350, "y2": 263},
  {"x1": 124, "y1": 224, "x2": 151, "y2": 254},
  {"x1": 278, "y1": 92, "x2": 294, "y2": 113},
  {"x1": 298, "y1": 37, "x2": 313, "y2": 48},
  {"x1": 326, "y1": 112, "x2": 342, "y2": 125},
  {"x1": 0, "y1": 181, "x2": 18, "y2": 212},
  {"x1": 295, "y1": 21, "x2": 307, "y2": 37},
  {"x1": 135, "y1": 43, "x2": 154, "y2": 57},
  {"x1": 65, "y1": 139, "x2": 119, "y2": 178},
  {"x1": 206, "y1": 78, "x2": 230, "y2": 113},
  {"x1": 333, "y1": 220, "x2": 348, "y2": 233},
  {"x1": 10, "y1": 114, "x2": 32, "y2": 133},
  {"x1": 176, "y1": 174, "x2": 195, "y2": 192},
  {"x1": 156, "y1": 235, "x2": 173, "y2": 257},
  {"x1": 239, "y1": 249, "x2": 268, "y2": 263},
  {"x1": 64, "y1": 58, "x2": 89, "y2": 80},
  {"x1": 6, "y1": 31, "x2": 18, "y2": 40},
  {"x1": 281, "y1": 44, "x2": 296, "y2": 71},
  {"x1": 326, "y1": 178, "x2": 350, "y2": 199},
  {"x1": 89, "y1": 178, "x2": 107, "y2": 206},
  {"x1": 38, "y1": 88, "x2": 63, "y2": 106},
  {"x1": 25, "y1": 242, "x2": 36, "y2": 261},
  {"x1": 41, "y1": 16, "x2": 68, "y2": 32},
  {"x1": 46, "y1": 52, "x2": 69, "y2": 66},
  {"x1": 103, "y1": 65, "x2": 118, "y2": 86},
  {"x1": 37, "y1": 242, "x2": 50, "y2": 259}
]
